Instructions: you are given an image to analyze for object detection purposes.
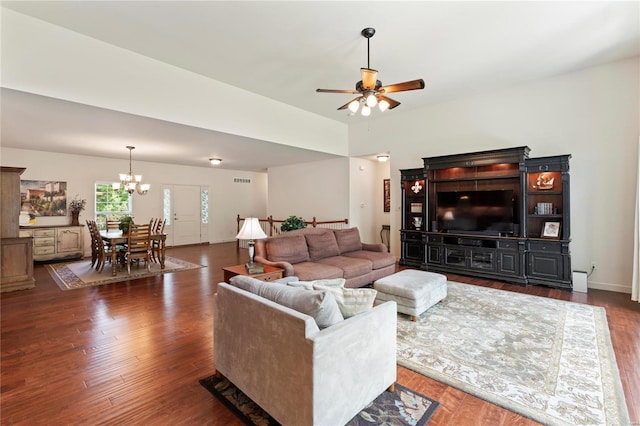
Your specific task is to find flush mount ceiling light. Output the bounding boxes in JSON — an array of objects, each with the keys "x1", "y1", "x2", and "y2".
[
  {"x1": 112, "y1": 146, "x2": 150, "y2": 196},
  {"x1": 316, "y1": 27, "x2": 425, "y2": 116},
  {"x1": 377, "y1": 154, "x2": 390, "y2": 162},
  {"x1": 209, "y1": 158, "x2": 222, "y2": 166}
]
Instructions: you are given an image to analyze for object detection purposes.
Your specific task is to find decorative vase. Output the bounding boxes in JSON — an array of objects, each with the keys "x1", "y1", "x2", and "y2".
[
  {"x1": 71, "y1": 211, "x2": 80, "y2": 226},
  {"x1": 19, "y1": 211, "x2": 30, "y2": 226}
]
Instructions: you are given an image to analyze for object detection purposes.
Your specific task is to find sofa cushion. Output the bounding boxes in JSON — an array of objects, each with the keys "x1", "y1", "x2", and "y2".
[
  {"x1": 342, "y1": 250, "x2": 396, "y2": 270},
  {"x1": 229, "y1": 275, "x2": 343, "y2": 329},
  {"x1": 305, "y1": 230, "x2": 340, "y2": 261},
  {"x1": 265, "y1": 234, "x2": 310, "y2": 264},
  {"x1": 313, "y1": 283, "x2": 378, "y2": 318},
  {"x1": 334, "y1": 228, "x2": 363, "y2": 254},
  {"x1": 292, "y1": 261, "x2": 344, "y2": 281},
  {"x1": 316, "y1": 256, "x2": 372, "y2": 279}
]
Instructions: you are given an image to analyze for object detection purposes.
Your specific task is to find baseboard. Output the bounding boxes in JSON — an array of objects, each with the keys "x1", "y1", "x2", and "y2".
[{"x1": 587, "y1": 280, "x2": 632, "y2": 294}]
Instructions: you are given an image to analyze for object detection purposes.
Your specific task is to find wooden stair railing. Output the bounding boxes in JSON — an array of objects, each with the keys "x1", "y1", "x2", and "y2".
[{"x1": 236, "y1": 215, "x2": 349, "y2": 250}]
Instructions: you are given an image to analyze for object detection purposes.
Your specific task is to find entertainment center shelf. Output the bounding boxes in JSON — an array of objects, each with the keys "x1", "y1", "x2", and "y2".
[{"x1": 400, "y1": 146, "x2": 572, "y2": 289}]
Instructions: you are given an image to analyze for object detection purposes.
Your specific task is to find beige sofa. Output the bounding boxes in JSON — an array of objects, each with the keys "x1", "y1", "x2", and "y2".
[
  {"x1": 254, "y1": 227, "x2": 396, "y2": 288},
  {"x1": 214, "y1": 276, "x2": 397, "y2": 426}
]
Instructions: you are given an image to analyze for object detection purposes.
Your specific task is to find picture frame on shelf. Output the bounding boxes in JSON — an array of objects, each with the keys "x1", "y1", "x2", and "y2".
[
  {"x1": 383, "y1": 179, "x2": 390, "y2": 212},
  {"x1": 541, "y1": 221, "x2": 561, "y2": 238}
]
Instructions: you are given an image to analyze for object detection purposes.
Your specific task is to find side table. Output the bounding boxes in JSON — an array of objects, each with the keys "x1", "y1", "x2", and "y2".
[{"x1": 222, "y1": 264, "x2": 284, "y2": 283}]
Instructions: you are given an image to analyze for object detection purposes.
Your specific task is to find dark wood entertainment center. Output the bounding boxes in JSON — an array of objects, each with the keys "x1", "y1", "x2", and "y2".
[{"x1": 400, "y1": 146, "x2": 572, "y2": 289}]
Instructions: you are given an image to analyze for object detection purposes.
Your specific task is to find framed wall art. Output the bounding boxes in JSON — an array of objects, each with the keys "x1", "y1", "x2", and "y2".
[
  {"x1": 383, "y1": 179, "x2": 390, "y2": 212},
  {"x1": 20, "y1": 180, "x2": 68, "y2": 216},
  {"x1": 541, "y1": 221, "x2": 561, "y2": 239}
]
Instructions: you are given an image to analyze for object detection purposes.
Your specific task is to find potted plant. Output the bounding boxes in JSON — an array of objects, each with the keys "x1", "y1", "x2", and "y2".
[
  {"x1": 68, "y1": 196, "x2": 87, "y2": 226},
  {"x1": 119, "y1": 215, "x2": 134, "y2": 233},
  {"x1": 280, "y1": 215, "x2": 306, "y2": 232}
]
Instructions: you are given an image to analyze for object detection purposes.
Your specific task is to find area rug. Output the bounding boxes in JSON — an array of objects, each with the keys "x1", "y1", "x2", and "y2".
[
  {"x1": 397, "y1": 281, "x2": 630, "y2": 426},
  {"x1": 199, "y1": 374, "x2": 439, "y2": 426},
  {"x1": 45, "y1": 256, "x2": 204, "y2": 290}
]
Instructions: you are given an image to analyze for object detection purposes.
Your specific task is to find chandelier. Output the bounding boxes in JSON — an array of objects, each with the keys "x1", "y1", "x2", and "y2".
[{"x1": 113, "y1": 146, "x2": 150, "y2": 195}]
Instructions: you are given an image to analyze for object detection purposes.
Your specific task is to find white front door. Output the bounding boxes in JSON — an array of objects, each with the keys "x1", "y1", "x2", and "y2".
[{"x1": 163, "y1": 184, "x2": 202, "y2": 246}]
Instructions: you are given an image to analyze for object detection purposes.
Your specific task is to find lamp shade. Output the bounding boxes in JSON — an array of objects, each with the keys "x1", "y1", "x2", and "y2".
[{"x1": 236, "y1": 218, "x2": 267, "y2": 240}]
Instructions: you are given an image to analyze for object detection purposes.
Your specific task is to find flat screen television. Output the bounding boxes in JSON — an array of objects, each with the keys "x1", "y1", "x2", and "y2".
[{"x1": 436, "y1": 190, "x2": 517, "y2": 235}]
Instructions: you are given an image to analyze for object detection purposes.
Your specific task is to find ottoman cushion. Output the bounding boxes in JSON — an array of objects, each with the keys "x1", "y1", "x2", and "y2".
[{"x1": 374, "y1": 269, "x2": 447, "y2": 318}]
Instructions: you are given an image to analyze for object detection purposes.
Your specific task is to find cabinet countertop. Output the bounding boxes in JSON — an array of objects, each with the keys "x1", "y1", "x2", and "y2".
[{"x1": 20, "y1": 224, "x2": 85, "y2": 229}]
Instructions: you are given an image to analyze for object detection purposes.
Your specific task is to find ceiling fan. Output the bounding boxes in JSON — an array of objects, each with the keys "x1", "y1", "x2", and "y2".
[{"x1": 316, "y1": 27, "x2": 425, "y2": 116}]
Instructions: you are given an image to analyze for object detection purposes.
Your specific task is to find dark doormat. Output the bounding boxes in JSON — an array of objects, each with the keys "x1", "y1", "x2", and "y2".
[{"x1": 199, "y1": 374, "x2": 439, "y2": 425}]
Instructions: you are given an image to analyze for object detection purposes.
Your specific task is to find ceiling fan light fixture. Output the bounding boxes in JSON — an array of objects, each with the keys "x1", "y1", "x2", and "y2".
[
  {"x1": 316, "y1": 27, "x2": 424, "y2": 116},
  {"x1": 366, "y1": 93, "x2": 378, "y2": 107},
  {"x1": 348, "y1": 99, "x2": 360, "y2": 113}
]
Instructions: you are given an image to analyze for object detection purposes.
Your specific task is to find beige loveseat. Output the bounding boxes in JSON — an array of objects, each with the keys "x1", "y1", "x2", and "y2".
[
  {"x1": 214, "y1": 275, "x2": 397, "y2": 426},
  {"x1": 254, "y1": 227, "x2": 396, "y2": 288}
]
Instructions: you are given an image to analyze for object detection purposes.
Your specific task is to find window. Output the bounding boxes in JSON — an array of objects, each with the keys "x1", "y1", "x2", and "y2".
[
  {"x1": 95, "y1": 183, "x2": 131, "y2": 229},
  {"x1": 201, "y1": 188, "x2": 209, "y2": 224}
]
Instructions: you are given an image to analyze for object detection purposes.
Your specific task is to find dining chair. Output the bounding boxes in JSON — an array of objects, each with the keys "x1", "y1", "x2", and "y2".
[
  {"x1": 124, "y1": 223, "x2": 152, "y2": 274},
  {"x1": 88, "y1": 219, "x2": 123, "y2": 273},
  {"x1": 151, "y1": 218, "x2": 166, "y2": 263},
  {"x1": 105, "y1": 220, "x2": 120, "y2": 231},
  {"x1": 150, "y1": 218, "x2": 159, "y2": 234},
  {"x1": 86, "y1": 220, "x2": 100, "y2": 268}
]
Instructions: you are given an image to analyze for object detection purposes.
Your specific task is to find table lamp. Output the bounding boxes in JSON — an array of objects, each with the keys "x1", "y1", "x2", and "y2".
[{"x1": 236, "y1": 217, "x2": 268, "y2": 273}]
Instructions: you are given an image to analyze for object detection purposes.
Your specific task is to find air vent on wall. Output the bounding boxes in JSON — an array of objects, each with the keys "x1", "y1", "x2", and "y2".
[{"x1": 234, "y1": 178, "x2": 251, "y2": 184}]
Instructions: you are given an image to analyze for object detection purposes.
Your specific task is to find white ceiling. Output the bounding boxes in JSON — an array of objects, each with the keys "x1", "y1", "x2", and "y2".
[{"x1": 2, "y1": 1, "x2": 639, "y2": 171}]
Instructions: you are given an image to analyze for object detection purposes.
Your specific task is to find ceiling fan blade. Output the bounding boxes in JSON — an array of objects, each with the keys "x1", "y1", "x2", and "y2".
[
  {"x1": 338, "y1": 97, "x2": 362, "y2": 110},
  {"x1": 379, "y1": 79, "x2": 425, "y2": 94},
  {"x1": 316, "y1": 88, "x2": 361, "y2": 94},
  {"x1": 377, "y1": 95, "x2": 401, "y2": 109},
  {"x1": 360, "y1": 68, "x2": 378, "y2": 90}
]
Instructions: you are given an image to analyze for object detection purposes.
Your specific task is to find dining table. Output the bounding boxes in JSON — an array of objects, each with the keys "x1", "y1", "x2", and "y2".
[{"x1": 100, "y1": 230, "x2": 167, "y2": 276}]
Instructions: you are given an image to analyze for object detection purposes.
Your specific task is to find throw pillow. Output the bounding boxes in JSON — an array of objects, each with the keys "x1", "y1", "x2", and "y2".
[
  {"x1": 265, "y1": 234, "x2": 310, "y2": 264},
  {"x1": 229, "y1": 275, "x2": 343, "y2": 329},
  {"x1": 257, "y1": 284, "x2": 344, "y2": 329},
  {"x1": 305, "y1": 231, "x2": 340, "y2": 260},
  {"x1": 333, "y1": 228, "x2": 363, "y2": 254},
  {"x1": 308, "y1": 278, "x2": 346, "y2": 288},
  {"x1": 313, "y1": 283, "x2": 378, "y2": 318},
  {"x1": 287, "y1": 281, "x2": 313, "y2": 290}
]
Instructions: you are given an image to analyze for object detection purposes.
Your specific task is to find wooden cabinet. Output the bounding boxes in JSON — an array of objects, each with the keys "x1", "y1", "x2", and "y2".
[
  {"x1": 399, "y1": 147, "x2": 571, "y2": 289},
  {"x1": 0, "y1": 167, "x2": 35, "y2": 292},
  {"x1": 399, "y1": 168, "x2": 426, "y2": 267},
  {"x1": 19, "y1": 226, "x2": 84, "y2": 262},
  {"x1": 524, "y1": 155, "x2": 571, "y2": 240},
  {"x1": 523, "y1": 156, "x2": 572, "y2": 288}
]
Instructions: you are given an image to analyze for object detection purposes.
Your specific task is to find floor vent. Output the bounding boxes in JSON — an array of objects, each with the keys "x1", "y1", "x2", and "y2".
[{"x1": 234, "y1": 178, "x2": 251, "y2": 184}]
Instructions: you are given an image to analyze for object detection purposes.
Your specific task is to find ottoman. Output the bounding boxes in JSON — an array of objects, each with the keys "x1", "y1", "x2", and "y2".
[{"x1": 374, "y1": 270, "x2": 447, "y2": 321}]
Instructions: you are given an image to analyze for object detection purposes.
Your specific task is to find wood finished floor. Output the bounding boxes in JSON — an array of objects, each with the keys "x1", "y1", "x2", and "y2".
[{"x1": 1, "y1": 242, "x2": 638, "y2": 425}]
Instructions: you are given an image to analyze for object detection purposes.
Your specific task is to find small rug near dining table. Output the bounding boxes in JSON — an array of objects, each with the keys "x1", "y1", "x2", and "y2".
[{"x1": 45, "y1": 256, "x2": 204, "y2": 290}]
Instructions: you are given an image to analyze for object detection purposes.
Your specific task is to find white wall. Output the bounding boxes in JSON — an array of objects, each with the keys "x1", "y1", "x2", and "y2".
[
  {"x1": 1, "y1": 8, "x2": 347, "y2": 155},
  {"x1": 349, "y1": 56, "x2": 640, "y2": 293},
  {"x1": 1, "y1": 147, "x2": 267, "y2": 254},
  {"x1": 349, "y1": 158, "x2": 377, "y2": 244},
  {"x1": 267, "y1": 158, "x2": 349, "y2": 226},
  {"x1": 266, "y1": 157, "x2": 389, "y2": 245}
]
